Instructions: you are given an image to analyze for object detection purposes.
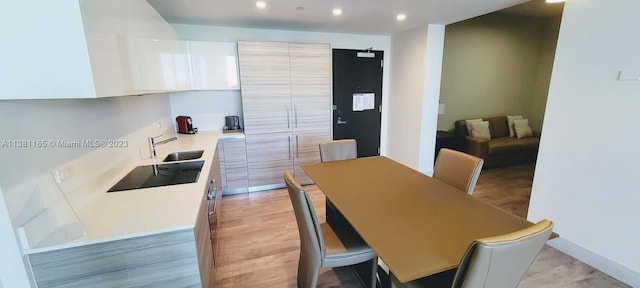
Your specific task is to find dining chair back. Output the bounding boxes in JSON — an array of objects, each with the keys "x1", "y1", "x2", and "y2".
[
  {"x1": 319, "y1": 139, "x2": 357, "y2": 162},
  {"x1": 451, "y1": 219, "x2": 554, "y2": 288},
  {"x1": 285, "y1": 170, "x2": 378, "y2": 287},
  {"x1": 433, "y1": 148, "x2": 484, "y2": 194},
  {"x1": 394, "y1": 220, "x2": 553, "y2": 288}
]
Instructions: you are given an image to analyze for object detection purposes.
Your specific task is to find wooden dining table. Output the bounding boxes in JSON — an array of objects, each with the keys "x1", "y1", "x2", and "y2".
[{"x1": 302, "y1": 156, "x2": 534, "y2": 284}]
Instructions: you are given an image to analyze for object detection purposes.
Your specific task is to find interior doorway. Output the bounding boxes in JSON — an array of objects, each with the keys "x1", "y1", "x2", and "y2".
[{"x1": 436, "y1": 0, "x2": 564, "y2": 217}]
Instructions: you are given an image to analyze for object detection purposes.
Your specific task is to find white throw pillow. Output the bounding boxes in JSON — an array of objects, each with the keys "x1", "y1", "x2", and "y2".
[
  {"x1": 465, "y1": 119, "x2": 483, "y2": 136},
  {"x1": 470, "y1": 121, "x2": 491, "y2": 140},
  {"x1": 507, "y1": 115, "x2": 524, "y2": 137},
  {"x1": 514, "y1": 119, "x2": 533, "y2": 139}
]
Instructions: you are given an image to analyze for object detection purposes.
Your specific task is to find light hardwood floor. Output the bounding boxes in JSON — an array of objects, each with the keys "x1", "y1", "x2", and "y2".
[{"x1": 215, "y1": 164, "x2": 629, "y2": 287}]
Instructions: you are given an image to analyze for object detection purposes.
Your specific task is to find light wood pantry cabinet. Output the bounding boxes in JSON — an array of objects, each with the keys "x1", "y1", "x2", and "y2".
[
  {"x1": 238, "y1": 41, "x2": 331, "y2": 189},
  {"x1": 241, "y1": 77, "x2": 292, "y2": 134},
  {"x1": 245, "y1": 132, "x2": 294, "y2": 189}
]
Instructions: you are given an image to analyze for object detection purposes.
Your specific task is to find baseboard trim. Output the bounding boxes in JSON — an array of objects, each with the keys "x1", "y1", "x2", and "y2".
[{"x1": 548, "y1": 238, "x2": 640, "y2": 287}]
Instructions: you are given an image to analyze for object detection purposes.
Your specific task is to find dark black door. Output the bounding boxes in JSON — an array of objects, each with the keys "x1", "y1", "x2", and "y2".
[{"x1": 332, "y1": 49, "x2": 384, "y2": 157}]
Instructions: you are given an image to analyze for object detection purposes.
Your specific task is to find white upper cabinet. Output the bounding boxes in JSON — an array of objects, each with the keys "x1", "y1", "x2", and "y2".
[
  {"x1": 188, "y1": 41, "x2": 240, "y2": 90},
  {"x1": 0, "y1": 0, "x2": 190, "y2": 100}
]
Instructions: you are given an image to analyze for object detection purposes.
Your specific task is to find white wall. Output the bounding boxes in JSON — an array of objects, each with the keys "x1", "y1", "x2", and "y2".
[
  {"x1": 0, "y1": 187, "x2": 30, "y2": 288},
  {"x1": 0, "y1": 94, "x2": 172, "y2": 285},
  {"x1": 437, "y1": 14, "x2": 557, "y2": 132},
  {"x1": 387, "y1": 25, "x2": 445, "y2": 174},
  {"x1": 169, "y1": 24, "x2": 392, "y2": 153},
  {"x1": 528, "y1": 0, "x2": 640, "y2": 286}
]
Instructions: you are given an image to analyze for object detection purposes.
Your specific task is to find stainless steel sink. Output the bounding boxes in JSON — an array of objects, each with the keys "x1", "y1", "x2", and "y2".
[{"x1": 162, "y1": 150, "x2": 204, "y2": 162}]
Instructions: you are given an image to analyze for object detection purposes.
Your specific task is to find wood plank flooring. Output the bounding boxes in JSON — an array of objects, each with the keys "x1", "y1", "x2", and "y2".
[{"x1": 214, "y1": 164, "x2": 629, "y2": 287}]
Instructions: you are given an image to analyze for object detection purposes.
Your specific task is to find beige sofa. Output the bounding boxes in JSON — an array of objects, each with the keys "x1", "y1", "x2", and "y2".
[{"x1": 454, "y1": 116, "x2": 539, "y2": 168}]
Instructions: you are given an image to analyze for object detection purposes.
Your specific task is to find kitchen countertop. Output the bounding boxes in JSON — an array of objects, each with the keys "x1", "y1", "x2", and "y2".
[{"x1": 26, "y1": 131, "x2": 244, "y2": 254}]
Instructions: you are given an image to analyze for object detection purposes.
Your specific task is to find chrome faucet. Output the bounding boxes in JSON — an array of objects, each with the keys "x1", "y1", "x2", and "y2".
[{"x1": 147, "y1": 136, "x2": 177, "y2": 158}]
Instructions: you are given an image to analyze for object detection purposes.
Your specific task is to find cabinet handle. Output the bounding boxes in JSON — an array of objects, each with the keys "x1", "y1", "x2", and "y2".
[
  {"x1": 296, "y1": 135, "x2": 299, "y2": 158},
  {"x1": 294, "y1": 104, "x2": 298, "y2": 128},
  {"x1": 288, "y1": 136, "x2": 292, "y2": 159},
  {"x1": 286, "y1": 106, "x2": 290, "y2": 128}
]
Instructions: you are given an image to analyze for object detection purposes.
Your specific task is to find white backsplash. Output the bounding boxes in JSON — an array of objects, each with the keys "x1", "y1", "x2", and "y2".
[
  {"x1": 169, "y1": 90, "x2": 243, "y2": 132},
  {"x1": 0, "y1": 94, "x2": 173, "y2": 250}
]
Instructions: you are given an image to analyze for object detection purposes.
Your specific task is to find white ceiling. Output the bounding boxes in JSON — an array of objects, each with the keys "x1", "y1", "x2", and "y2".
[{"x1": 146, "y1": 0, "x2": 533, "y2": 35}]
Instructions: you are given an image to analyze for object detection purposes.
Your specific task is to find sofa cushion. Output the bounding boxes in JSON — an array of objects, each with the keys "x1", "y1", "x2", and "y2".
[
  {"x1": 517, "y1": 137, "x2": 540, "y2": 151},
  {"x1": 488, "y1": 137, "x2": 522, "y2": 155},
  {"x1": 487, "y1": 117, "x2": 510, "y2": 138},
  {"x1": 470, "y1": 121, "x2": 491, "y2": 139},
  {"x1": 514, "y1": 119, "x2": 533, "y2": 139},
  {"x1": 465, "y1": 119, "x2": 483, "y2": 135},
  {"x1": 507, "y1": 115, "x2": 524, "y2": 137}
]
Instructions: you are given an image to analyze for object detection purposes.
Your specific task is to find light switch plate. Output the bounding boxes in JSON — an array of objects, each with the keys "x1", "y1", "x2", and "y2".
[{"x1": 618, "y1": 70, "x2": 640, "y2": 81}]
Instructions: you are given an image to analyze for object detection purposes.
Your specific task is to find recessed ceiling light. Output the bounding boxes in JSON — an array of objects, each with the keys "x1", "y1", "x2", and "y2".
[
  {"x1": 545, "y1": 0, "x2": 564, "y2": 3},
  {"x1": 256, "y1": 1, "x2": 266, "y2": 9},
  {"x1": 332, "y1": 8, "x2": 342, "y2": 16},
  {"x1": 397, "y1": 13, "x2": 407, "y2": 22},
  {"x1": 296, "y1": 6, "x2": 305, "y2": 11}
]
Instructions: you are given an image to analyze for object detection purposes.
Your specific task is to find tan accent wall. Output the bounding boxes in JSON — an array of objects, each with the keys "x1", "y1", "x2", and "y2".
[{"x1": 437, "y1": 13, "x2": 560, "y2": 133}]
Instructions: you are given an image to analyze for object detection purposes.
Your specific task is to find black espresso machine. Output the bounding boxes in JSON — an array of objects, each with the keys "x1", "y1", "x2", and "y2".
[{"x1": 223, "y1": 116, "x2": 243, "y2": 133}]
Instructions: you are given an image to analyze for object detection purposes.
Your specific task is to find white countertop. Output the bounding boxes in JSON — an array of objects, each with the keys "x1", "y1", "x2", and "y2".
[{"x1": 26, "y1": 131, "x2": 244, "y2": 254}]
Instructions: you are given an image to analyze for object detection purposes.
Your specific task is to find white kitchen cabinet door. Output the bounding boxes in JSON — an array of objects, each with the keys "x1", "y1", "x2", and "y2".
[
  {"x1": 80, "y1": 0, "x2": 136, "y2": 97},
  {"x1": 130, "y1": 38, "x2": 191, "y2": 93},
  {"x1": 0, "y1": 0, "x2": 189, "y2": 99},
  {"x1": 189, "y1": 42, "x2": 240, "y2": 90}
]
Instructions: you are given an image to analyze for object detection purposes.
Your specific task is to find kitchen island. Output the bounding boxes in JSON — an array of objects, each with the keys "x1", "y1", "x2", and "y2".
[{"x1": 23, "y1": 131, "x2": 242, "y2": 288}]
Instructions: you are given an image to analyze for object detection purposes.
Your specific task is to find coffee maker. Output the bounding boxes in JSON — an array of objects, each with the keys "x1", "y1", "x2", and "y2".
[
  {"x1": 223, "y1": 116, "x2": 242, "y2": 133},
  {"x1": 176, "y1": 116, "x2": 197, "y2": 134}
]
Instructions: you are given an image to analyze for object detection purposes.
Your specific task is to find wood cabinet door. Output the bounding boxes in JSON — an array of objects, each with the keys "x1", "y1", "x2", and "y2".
[
  {"x1": 291, "y1": 77, "x2": 331, "y2": 132},
  {"x1": 289, "y1": 43, "x2": 331, "y2": 78},
  {"x1": 222, "y1": 138, "x2": 248, "y2": 190},
  {"x1": 196, "y1": 186, "x2": 215, "y2": 287},
  {"x1": 245, "y1": 133, "x2": 293, "y2": 187},
  {"x1": 217, "y1": 141, "x2": 226, "y2": 189},
  {"x1": 293, "y1": 130, "x2": 330, "y2": 185},
  {"x1": 241, "y1": 78, "x2": 292, "y2": 134},
  {"x1": 238, "y1": 41, "x2": 290, "y2": 79}
]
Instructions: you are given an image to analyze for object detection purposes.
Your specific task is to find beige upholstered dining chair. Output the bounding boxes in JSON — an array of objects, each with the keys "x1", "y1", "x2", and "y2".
[
  {"x1": 433, "y1": 148, "x2": 484, "y2": 195},
  {"x1": 392, "y1": 219, "x2": 554, "y2": 288},
  {"x1": 285, "y1": 170, "x2": 378, "y2": 288},
  {"x1": 319, "y1": 139, "x2": 357, "y2": 162}
]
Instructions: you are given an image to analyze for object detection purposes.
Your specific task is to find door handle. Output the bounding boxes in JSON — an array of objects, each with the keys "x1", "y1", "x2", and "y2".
[
  {"x1": 294, "y1": 104, "x2": 298, "y2": 128},
  {"x1": 296, "y1": 135, "x2": 299, "y2": 158},
  {"x1": 286, "y1": 106, "x2": 290, "y2": 128},
  {"x1": 288, "y1": 136, "x2": 292, "y2": 159},
  {"x1": 337, "y1": 117, "x2": 348, "y2": 125}
]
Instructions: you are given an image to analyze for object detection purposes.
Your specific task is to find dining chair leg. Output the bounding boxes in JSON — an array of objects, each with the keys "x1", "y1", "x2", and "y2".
[
  {"x1": 371, "y1": 257, "x2": 379, "y2": 288},
  {"x1": 297, "y1": 254, "x2": 320, "y2": 288},
  {"x1": 377, "y1": 264, "x2": 391, "y2": 288}
]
